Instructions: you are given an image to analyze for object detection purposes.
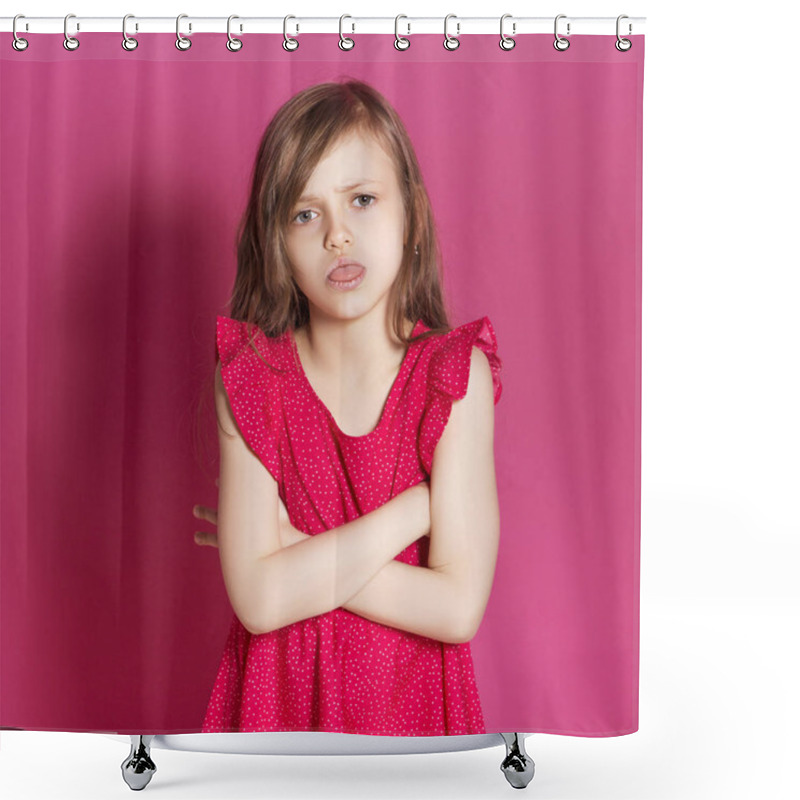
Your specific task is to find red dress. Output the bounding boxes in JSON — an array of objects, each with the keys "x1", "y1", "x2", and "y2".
[{"x1": 202, "y1": 314, "x2": 503, "y2": 735}]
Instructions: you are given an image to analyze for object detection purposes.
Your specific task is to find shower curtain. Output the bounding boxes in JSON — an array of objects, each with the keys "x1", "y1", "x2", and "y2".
[{"x1": 0, "y1": 28, "x2": 644, "y2": 738}]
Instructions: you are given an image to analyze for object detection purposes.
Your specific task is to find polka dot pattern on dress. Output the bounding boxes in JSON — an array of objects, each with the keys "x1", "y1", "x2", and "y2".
[{"x1": 202, "y1": 313, "x2": 503, "y2": 736}]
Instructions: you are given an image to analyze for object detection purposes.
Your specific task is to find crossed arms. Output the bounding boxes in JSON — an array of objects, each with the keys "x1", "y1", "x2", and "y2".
[{"x1": 213, "y1": 348, "x2": 499, "y2": 645}]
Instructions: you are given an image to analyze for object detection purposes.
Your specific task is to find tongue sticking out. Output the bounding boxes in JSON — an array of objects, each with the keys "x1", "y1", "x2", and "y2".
[{"x1": 328, "y1": 265, "x2": 364, "y2": 281}]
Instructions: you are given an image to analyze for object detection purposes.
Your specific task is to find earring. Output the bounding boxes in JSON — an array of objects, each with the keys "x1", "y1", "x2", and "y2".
[{"x1": 414, "y1": 244, "x2": 419, "y2": 256}]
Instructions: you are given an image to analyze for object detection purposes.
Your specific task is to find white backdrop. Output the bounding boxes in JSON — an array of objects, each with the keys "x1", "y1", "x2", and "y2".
[{"x1": 1, "y1": 1, "x2": 797, "y2": 799}]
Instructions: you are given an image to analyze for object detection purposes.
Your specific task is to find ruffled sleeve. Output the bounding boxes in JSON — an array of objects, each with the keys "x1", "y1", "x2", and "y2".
[
  {"x1": 417, "y1": 316, "x2": 502, "y2": 476},
  {"x1": 215, "y1": 315, "x2": 282, "y2": 487}
]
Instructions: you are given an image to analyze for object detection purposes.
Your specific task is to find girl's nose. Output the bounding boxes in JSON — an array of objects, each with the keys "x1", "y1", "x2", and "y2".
[{"x1": 325, "y1": 224, "x2": 353, "y2": 250}]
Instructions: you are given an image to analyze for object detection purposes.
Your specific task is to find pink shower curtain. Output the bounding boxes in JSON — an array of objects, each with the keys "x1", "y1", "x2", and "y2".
[{"x1": 0, "y1": 31, "x2": 643, "y2": 736}]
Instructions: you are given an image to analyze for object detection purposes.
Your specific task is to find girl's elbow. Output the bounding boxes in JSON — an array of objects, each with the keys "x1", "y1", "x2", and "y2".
[
  {"x1": 243, "y1": 607, "x2": 279, "y2": 636},
  {"x1": 237, "y1": 586, "x2": 274, "y2": 635},
  {"x1": 237, "y1": 564, "x2": 281, "y2": 636},
  {"x1": 454, "y1": 597, "x2": 488, "y2": 643},
  {"x1": 225, "y1": 583, "x2": 267, "y2": 635},
  {"x1": 452, "y1": 614, "x2": 479, "y2": 644},
  {"x1": 443, "y1": 603, "x2": 478, "y2": 644},
  {"x1": 235, "y1": 602, "x2": 267, "y2": 636},
  {"x1": 447, "y1": 573, "x2": 487, "y2": 643},
  {"x1": 242, "y1": 617, "x2": 264, "y2": 636},
  {"x1": 246, "y1": 589, "x2": 284, "y2": 636}
]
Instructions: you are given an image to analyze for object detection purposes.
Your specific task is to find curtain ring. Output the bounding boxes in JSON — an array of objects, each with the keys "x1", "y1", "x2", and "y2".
[
  {"x1": 615, "y1": 14, "x2": 632, "y2": 52},
  {"x1": 122, "y1": 14, "x2": 138, "y2": 51},
  {"x1": 394, "y1": 14, "x2": 410, "y2": 51},
  {"x1": 63, "y1": 13, "x2": 79, "y2": 51},
  {"x1": 176, "y1": 13, "x2": 191, "y2": 51},
  {"x1": 227, "y1": 15, "x2": 243, "y2": 52},
  {"x1": 499, "y1": 14, "x2": 516, "y2": 51},
  {"x1": 283, "y1": 15, "x2": 299, "y2": 51},
  {"x1": 12, "y1": 14, "x2": 29, "y2": 52},
  {"x1": 339, "y1": 14, "x2": 354, "y2": 50},
  {"x1": 553, "y1": 14, "x2": 570, "y2": 51},
  {"x1": 443, "y1": 14, "x2": 460, "y2": 51}
]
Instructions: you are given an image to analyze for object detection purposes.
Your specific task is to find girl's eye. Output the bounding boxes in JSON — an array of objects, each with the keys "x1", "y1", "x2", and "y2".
[
  {"x1": 292, "y1": 194, "x2": 376, "y2": 225},
  {"x1": 294, "y1": 209, "x2": 316, "y2": 224},
  {"x1": 354, "y1": 194, "x2": 376, "y2": 208}
]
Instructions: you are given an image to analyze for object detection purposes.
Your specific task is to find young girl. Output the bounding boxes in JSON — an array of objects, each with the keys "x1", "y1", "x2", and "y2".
[{"x1": 194, "y1": 79, "x2": 503, "y2": 736}]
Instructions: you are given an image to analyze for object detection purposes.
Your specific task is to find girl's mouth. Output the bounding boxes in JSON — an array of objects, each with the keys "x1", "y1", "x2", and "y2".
[{"x1": 326, "y1": 266, "x2": 366, "y2": 291}]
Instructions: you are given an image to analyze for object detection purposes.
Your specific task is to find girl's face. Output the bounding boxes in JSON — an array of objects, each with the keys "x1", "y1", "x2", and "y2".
[{"x1": 284, "y1": 131, "x2": 407, "y2": 325}]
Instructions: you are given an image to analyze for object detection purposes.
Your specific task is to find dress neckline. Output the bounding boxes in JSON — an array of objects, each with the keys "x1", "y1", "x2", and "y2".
[{"x1": 287, "y1": 319, "x2": 427, "y2": 440}]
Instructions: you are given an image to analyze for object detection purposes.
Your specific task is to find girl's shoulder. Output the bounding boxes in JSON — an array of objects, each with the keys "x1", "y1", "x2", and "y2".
[
  {"x1": 216, "y1": 315, "x2": 295, "y2": 378},
  {"x1": 415, "y1": 316, "x2": 502, "y2": 476},
  {"x1": 214, "y1": 315, "x2": 284, "y2": 484},
  {"x1": 422, "y1": 316, "x2": 502, "y2": 405}
]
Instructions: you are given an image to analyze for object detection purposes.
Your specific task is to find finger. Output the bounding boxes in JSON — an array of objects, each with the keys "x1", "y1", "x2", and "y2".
[
  {"x1": 194, "y1": 531, "x2": 219, "y2": 547},
  {"x1": 193, "y1": 505, "x2": 218, "y2": 525}
]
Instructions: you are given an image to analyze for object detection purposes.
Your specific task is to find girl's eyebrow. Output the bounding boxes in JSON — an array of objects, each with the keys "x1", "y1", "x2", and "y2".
[{"x1": 298, "y1": 180, "x2": 381, "y2": 204}]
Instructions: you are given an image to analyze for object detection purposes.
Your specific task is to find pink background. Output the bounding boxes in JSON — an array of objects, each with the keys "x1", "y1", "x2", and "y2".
[{"x1": 0, "y1": 33, "x2": 643, "y2": 736}]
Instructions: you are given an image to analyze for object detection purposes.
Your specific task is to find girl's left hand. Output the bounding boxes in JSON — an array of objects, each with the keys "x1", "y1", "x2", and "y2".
[{"x1": 192, "y1": 503, "x2": 219, "y2": 547}]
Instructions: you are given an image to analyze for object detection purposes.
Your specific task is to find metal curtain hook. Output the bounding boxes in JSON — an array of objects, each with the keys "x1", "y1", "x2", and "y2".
[
  {"x1": 394, "y1": 14, "x2": 410, "y2": 50},
  {"x1": 283, "y1": 15, "x2": 299, "y2": 51},
  {"x1": 553, "y1": 14, "x2": 570, "y2": 51},
  {"x1": 444, "y1": 13, "x2": 460, "y2": 51},
  {"x1": 122, "y1": 14, "x2": 138, "y2": 51},
  {"x1": 64, "y1": 13, "x2": 79, "y2": 50},
  {"x1": 176, "y1": 13, "x2": 191, "y2": 51},
  {"x1": 227, "y1": 14, "x2": 243, "y2": 51},
  {"x1": 499, "y1": 14, "x2": 516, "y2": 51},
  {"x1": 339, "y1": 14, "x2": 354, "y2": 50},
  {"x1": 12, "y1": 14, "x2": 29, "y2": 52},
  {"x1": 616, "y1": 14, "x2": 632, "y2": 51}
]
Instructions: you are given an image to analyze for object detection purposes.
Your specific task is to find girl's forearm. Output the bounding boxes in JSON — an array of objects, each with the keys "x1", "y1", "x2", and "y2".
[
  {"x1": 281, "y1": 505, "x2": 468, "y2": 644},
  {"x1": 343, "y1": 559, "x2": 467, "y2": 644},
  {"x1": 254, "y1": 483, "x2": 429, "y2": 635}
]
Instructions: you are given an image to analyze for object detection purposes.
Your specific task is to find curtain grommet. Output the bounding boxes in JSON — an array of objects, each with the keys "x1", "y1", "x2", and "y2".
[
  {"x1": 64, "y1": 13, "x2": 80, "y2": 51},
  {"x1": 176, "y1": 13, "x2": 191, "y2": 51},
  {"x1": 12, "y1": 14, "x2": 29, "y2": 52},
  {"x1": 554, "y1": 14, "x2": 570, "y2": 51},
  {"x1": 226, "y1": 15, "x2": 243, "y2": 52},
  {"x1": 615, "y1": 15, "x2": 633, "y2": 51},
  {"x1": 339, "y1": 14, "x2": 355, "y2": 51},
  {"x1": 283, "y1": 15, "x2": 299, "y2": 51},
  {"x1": 394, "y1": 15, "x2": 410, "y2": 51},
  {"x1": 443, "y1": 13, "x2": 460, "y2": 51},
  {"x1": 122, "y1": 14, "x2": 138, "y2": 51},
  {"x1": 499, "y1": 14, "x2": 516, "y2": 51}
]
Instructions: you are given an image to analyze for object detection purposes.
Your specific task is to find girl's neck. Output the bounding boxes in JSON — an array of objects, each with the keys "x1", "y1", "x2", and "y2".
[{"x1": 294, "y1": 315, "x2": 415, "y2": 383}]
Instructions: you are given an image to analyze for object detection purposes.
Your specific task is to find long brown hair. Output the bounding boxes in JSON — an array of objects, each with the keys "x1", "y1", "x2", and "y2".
[{"x1": 195, "y1": 78, "x2": 455, "y2": 474}]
